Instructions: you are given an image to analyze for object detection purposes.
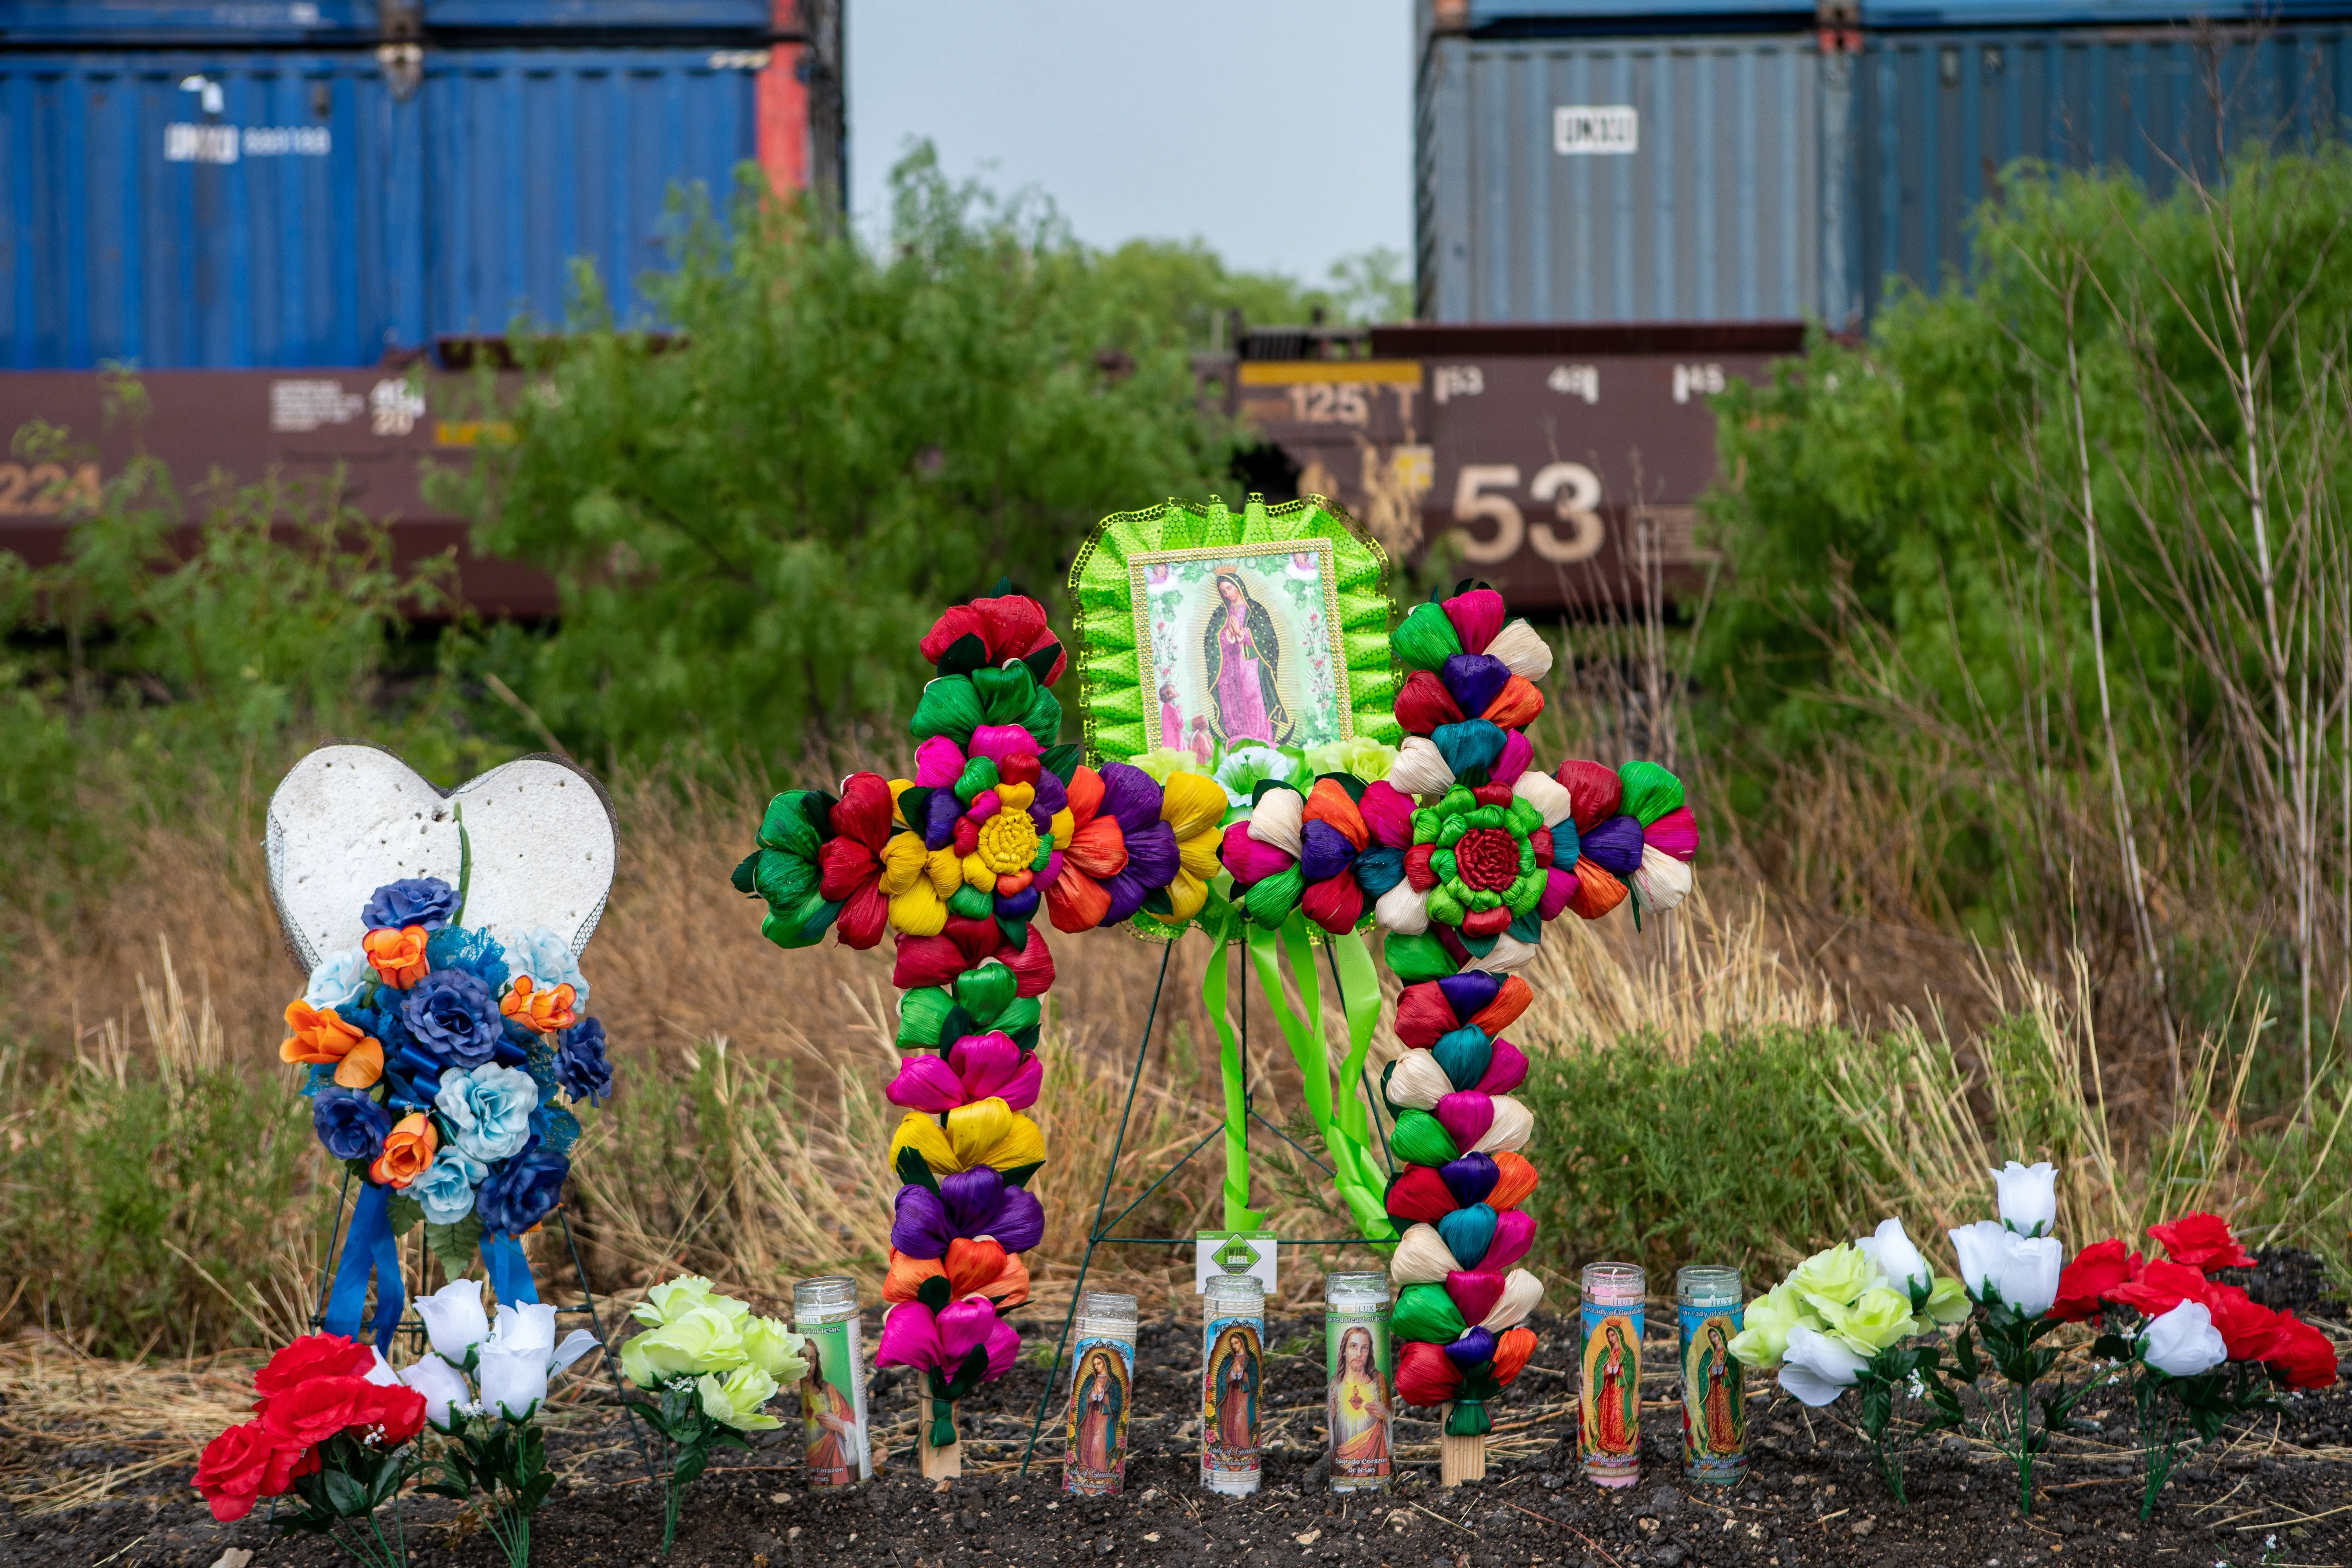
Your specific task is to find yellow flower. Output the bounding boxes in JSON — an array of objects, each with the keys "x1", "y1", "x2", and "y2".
[
  {"x1": 1158, "y1": 771, "x2": 1230, "y2": 921},
  {"x1": 1129, "y1": 747, "x2": 1205, "y2": 784},
  {"x1": 888, "y1": 1098, "x2": 1046, "y2": 1175},
  {"x1": 976, "y1": 809, "x2": 1040, "y2": 874}
]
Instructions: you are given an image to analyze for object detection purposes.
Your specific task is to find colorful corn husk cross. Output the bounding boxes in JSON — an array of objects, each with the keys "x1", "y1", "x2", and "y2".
[
  {"x1": 735, "y1": 589, "x2": 1207, "y2": 1474},
  {"x1": 1363, "y1": 584, "x2": 1701, "y2": 1484}
]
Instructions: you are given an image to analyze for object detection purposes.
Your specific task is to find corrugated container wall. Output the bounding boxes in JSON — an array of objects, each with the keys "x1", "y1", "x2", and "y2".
[
  {"x1": 1851, "y1": 22, "x2": 2352, "y2": 318},
  {"x1": 0, "y1": 2, "x2": 843, "y2": 368},
  {"x1": 1417, "y1": 30, "x2": 1825, "y2": 324},
  {"x1": 2, "y1": 51, "x2": 404, "y2": 368}
]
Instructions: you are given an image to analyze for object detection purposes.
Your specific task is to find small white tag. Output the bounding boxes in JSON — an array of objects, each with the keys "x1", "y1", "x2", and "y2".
[
  {"x1": 1553, "y1": 104, "x2": 1639, "y2": 156},
  {"x1": 1195, "y1": 1230, "x2": 1278, "y2": 1294}
]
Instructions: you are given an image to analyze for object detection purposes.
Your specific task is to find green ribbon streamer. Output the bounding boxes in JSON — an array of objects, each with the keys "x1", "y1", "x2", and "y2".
[
  {"x1": 1198, "y1": 898, "x2": 1262, "y2": 1231},
  {"x1": 1245, "y1": 915, "x2": 1394, "y2": 1247}
]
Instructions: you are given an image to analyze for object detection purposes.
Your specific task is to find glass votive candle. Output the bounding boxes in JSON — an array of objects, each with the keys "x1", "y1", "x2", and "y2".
[
  {"x1": 1201, "y1": 1273, "x2": 1265, "y2": 1496},
  {"x1": 792, "y1": 1276, "x2": 871, "y2": 1486},
  {"x1": 1065, "y1": 1291, "x2": 1138, "y2": 1497},
  {"x1": 1579, "y1": 1262, "x2": 1645, "y2": 1488},
  {"x1": 1323, "y1": 1271, "x2": 1392, "y2": 1492},
  {"x1": 1676, "y1": 1265, "x2": 1747, "y2": 1484}
]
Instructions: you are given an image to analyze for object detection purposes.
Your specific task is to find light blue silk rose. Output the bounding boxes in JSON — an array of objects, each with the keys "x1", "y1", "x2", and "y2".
[
  {"x1": 411, "y1": 1145, "x2": 489, "y2": 1225},
  {"x1": 304, "y1": 946, "x2": 374, "y2": 1012},
  {"x1": 434, "y1": 1063, "x2": 540, "y2": 1163},
  {"x1": 493, "y1": 924, "x2": 590, "y2": 1008}
]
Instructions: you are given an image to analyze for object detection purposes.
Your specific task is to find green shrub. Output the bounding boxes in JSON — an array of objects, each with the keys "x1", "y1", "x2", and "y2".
[
  {"x1": 0, "y1": 1060, "x2": 318, "y2": 1356},
  {"x1": 1517, "y1": 1028, "x2": 1895, "y2": 1289}
]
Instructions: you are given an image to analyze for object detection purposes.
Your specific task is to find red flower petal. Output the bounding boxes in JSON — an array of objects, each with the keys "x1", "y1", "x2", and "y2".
[
  {"x1": 832, "y1": 772, "x2": 898, "y2": 850},
  {"x1": 919, "y1": 605, "x2": 987, "y2": 666},
  {"x1": 1394, "y1": 670, "x2": 1466, "y2": 735}
]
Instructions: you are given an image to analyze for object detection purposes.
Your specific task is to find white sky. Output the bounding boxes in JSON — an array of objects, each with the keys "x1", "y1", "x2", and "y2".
[{"x1": 846, "y1": 0, "x2": 1414, "y2": 282}]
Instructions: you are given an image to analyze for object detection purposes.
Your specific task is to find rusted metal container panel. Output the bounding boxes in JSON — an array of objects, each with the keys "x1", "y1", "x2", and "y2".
[
  {"x1": 1419, "y1": 29, "x2": 1825, "y2": 323},
  {"x1": 0, "y1": 367, "x2": 555, "y2": 614},
  {"x1": 1218, "y1": 321, "x2": 1804, "y2": 612}
]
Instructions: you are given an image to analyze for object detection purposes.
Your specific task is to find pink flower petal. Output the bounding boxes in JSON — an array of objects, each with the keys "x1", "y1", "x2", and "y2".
[
  {"x1": 877, "y1": 1301, "x2": 945, "y2": 1374},
  {"x1": 969, "y1": 726, "x2": 1040, "y2": 762},
  {"x1": 914, "y1": 736, "x2": 968, "y2": 788},
  {"x1": 937, "y1": 1297, "x2": 1002, "y2": 1368},
  {"x1": 1443, "y1": 589, "x2": 1505, "y2": 655},
  {"x1": 1357, "y1": 780, "x2": 1417, "y2": 849},
  {"x1": 1645, "y1": 805, "x2": 1700, "y2": 864},
  {"x1": 950, "y1": 1033, "x2": 1038, "y2": 1107},
  {"x1": 1218, "y1": 821, "x2": 1297, "y2": 884},
  {"x1": 1491, "y1": 728, "x2": 1533, "y2": 786},
  {"x1": 886, "y1": 1056, "x2": 967, "y2": 1114},
  {"x1": 983, "y1": 1315, "x2": 1022, "y2": 1380},
  {"x1": 1536, "y1": 866, "x2": 1579, "y2": 922}
]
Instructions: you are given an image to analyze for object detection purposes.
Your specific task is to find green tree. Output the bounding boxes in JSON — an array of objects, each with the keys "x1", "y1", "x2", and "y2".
[
  {"x1": 1696, "y1": 147, "x2": 2352, "y2": 1081},
  {"x1": 462, "y1": 148, "x2": 1232, "y2": 766}
]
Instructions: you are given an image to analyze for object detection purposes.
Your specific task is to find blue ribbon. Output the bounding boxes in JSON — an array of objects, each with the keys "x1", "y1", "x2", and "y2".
[
  {"x1": 323, "y1": 1182, "x2": 407, "y2": 1352},
  {"x1": 480, "y1": 1232, "x2": 539, "y2": 1307}
]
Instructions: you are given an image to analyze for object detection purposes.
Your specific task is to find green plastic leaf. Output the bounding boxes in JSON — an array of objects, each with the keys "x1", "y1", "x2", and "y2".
[{"x1": 424, "y1": 1215, "x2": 484, "y2": 1278}]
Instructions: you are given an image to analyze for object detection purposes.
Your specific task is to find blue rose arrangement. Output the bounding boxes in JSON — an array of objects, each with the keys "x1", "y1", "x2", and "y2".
[{"x1": 285, "y1": 875, "x2": 616, "y2": 1347}]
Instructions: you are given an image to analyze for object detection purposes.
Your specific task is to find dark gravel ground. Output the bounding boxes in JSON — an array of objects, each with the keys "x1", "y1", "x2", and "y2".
[{"x1": 7, "y1": 1272, "x2": 2346, "y2": 1568}]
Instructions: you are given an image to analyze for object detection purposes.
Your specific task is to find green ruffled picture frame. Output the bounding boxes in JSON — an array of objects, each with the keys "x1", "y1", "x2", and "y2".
[{"x1": 1069, "y1": 494, "x2": 1401, "y2": 776}]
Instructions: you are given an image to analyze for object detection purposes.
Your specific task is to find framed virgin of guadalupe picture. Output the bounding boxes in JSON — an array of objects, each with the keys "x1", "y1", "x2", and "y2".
[{"x1": 1069, "y1": 494, "x2": 1399, "y2": 775}]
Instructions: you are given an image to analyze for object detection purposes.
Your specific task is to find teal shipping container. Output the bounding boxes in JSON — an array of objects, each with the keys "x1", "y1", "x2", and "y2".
[{"x1": 1421, "y1": 0, "x2": 2352, "y2": 327}]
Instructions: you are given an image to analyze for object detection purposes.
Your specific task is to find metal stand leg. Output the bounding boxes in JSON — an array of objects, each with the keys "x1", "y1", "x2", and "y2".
[{"x1": 559, "y1": 1206, "x2": 659, "y2": 1484}]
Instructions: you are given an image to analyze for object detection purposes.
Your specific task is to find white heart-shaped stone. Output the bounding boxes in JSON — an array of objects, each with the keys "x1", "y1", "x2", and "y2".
[{"x1": 265, "y1": 743, "x2": 617, "y2": 973}]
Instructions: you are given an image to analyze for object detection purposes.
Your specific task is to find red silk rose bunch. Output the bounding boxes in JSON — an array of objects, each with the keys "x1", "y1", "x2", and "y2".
[
  {"x1": 195, "y1": 1333, "x2": 426, "y2": 1566},
  {"x1": 2048, "y1": 1210, "x2": 2337, "y2": 1517}
]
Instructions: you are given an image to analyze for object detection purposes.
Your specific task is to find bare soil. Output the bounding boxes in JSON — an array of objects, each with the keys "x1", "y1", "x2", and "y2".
[{"x1": 8, "y1": 1293, "x2": 2345, "y2": 1568}]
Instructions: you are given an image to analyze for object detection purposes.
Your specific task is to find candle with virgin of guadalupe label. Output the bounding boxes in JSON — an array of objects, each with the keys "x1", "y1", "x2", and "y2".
[
  {"x1": 1201, "y1": 1273, "x2": 1264, "y2": 1495},
  {"x1": 1580, "y1": 1262, "x2": 1644, "y2": 1488},
  {"x1": 1064, "y1": 1292, "x2": 1138, "y2": 1497},
  {"x1": 1678, "y1": 1265, "x2": 1746, "y2": 1484},
  {"x1": 1324, "y1": 1272, "x2": 1392, "y2": 1492}
]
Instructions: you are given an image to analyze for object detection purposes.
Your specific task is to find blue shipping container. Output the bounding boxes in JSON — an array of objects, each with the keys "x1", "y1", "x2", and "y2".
[
  {"x1": 0, "y1": 45, "x2": 761, "y2": 368},
  {"x1": 0, "y1": 2, "x2": 771, "y2": 43},
  {"x1": 1463, "y1": 0, "x2": 2352, "y2": 29},
  {"x1": 1849, "y1": 22, "x2": 2352, "y2": 318}
]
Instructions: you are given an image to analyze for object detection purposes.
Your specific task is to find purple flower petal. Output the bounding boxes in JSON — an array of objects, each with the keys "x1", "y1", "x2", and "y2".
[
  {"x1": 989, "y1": 1186, "x2": 1046, "y2": 1253},
  {"x1": 1581, "y1": 814, "x2": 1646, "y2": 877},
  {"x1": 1439, "y1": 1152, "x2": 1499, "y2": 1207},
  {"x1": 938, "y1": 1166, "x2": 1008, "y2": 1236},
  {"x1": 1097, "y1": 762, "x2": 1165, "y2": 837},
  {"x1": 1298, "y1": 818, "x2": 1359, "y2": 884},
  {"x1": 1436, "y1": 971, "x2": 1501, "y2": 1024},
  {"x1": 1441, "y1": 653, "x2": 1510, "y2": 718},
  {"x1": 1031, "y1": 770, "x2": 1069, "y2": 818},
  {"x1": 995, "y1": 886, "x2": 1040, "y2": 920},
  {"x1": 891, "y1": 1184, "x2": 953, "y2": 1258},
  {"x1": 925, "y1": 789, "x2": 963, "y2": 850},
  {"x1": 1444, "y1": 1326, "x2": 1498, "y2": 1368},
  {"x1": 1098, "y1": 821, "x2": 1180, "y2": 922}
]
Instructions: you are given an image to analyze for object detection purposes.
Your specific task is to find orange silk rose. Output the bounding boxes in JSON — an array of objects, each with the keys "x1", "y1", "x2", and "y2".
[
  {"x1": 278, "y1": 1001, "x2": 384, "y2": 1089},
  {"x1": 363, "y1": 925, "x2": 430, "y2": 988},
  {"x1": 499, "y1": 975, "x2": 578, "y2": 1034},
  {"x1": 369, "y1": 1113, "x2": 438, "y2": 1187}
]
